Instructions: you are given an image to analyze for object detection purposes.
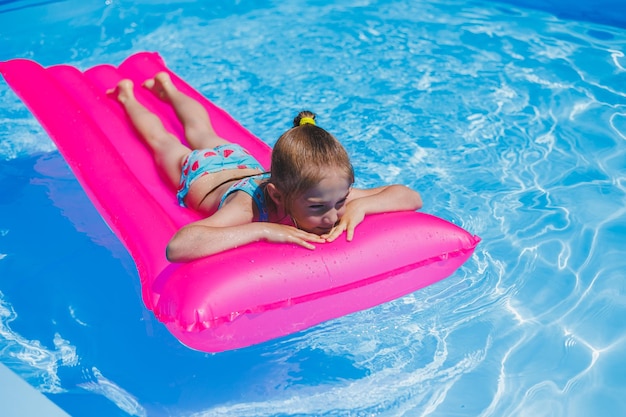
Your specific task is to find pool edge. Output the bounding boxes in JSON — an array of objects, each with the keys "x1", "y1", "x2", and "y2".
[{"x1": 0, "y1": 362, "x2": 71, "y2": 417}]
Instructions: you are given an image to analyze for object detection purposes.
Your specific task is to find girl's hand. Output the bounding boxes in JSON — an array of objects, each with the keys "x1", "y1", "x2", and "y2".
[
  {"x1": 323, "y1": 201, "x2": 366, "y2": 243},
  {"x1": 322, "y1": 185, "x2": 422, "y2": 243},
  {"x1": 261, "y1": 223, "x2": 326, "y2": 249}
]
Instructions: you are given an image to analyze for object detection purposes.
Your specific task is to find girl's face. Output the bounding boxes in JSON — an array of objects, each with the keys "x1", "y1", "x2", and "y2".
[{"x1": 289, "y1": 171, "x2": 352, "y2": 235}]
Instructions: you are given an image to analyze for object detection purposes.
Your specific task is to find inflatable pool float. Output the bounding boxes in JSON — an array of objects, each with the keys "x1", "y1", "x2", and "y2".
[{"x1": 0, "y1": 52, "x2": 480, "y2": 352}]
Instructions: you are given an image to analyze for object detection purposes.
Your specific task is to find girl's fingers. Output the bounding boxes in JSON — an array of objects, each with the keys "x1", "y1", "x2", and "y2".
[
  {"x1": 345, "y1": 224, "x2": 355, "y2": 241},
  {"x1": 292, "y1": 229, "x2": 325, "y2": 246},
  {"x1": 293, "y1": 239, "x2": 316, "y2": 250},
  {"x1": 290, "y1": 230, "x2": 324, "y2": 249},
  {"x1": 300, "y1": 231, "x2": 325, "y2": 243},
  {"x1": 323, "y1": 224, "x2": 346, "y2": 242}
]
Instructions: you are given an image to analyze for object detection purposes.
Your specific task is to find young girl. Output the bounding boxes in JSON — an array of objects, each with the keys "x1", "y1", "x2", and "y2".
[{"x1": 109, "y1": 72, "x2": 423, "y2": 262}]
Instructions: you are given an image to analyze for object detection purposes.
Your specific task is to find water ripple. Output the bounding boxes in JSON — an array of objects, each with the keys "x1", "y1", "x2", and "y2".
[{"x1": 1, "y1": 0, "x2": 625, "y2": 415}]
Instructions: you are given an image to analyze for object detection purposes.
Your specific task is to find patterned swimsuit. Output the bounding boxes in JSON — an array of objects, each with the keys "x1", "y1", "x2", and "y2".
[{"x1": 176, "y1": 144, "x2": 269, "y2": 220}]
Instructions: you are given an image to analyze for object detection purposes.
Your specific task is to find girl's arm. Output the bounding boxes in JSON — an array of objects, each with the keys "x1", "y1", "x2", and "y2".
[
  {"x1": 324, "y1": 184, "x2": 423, "y2": 242},
  {"x1": 166, "y1": 192, "x2": 325, "y2": 262}
]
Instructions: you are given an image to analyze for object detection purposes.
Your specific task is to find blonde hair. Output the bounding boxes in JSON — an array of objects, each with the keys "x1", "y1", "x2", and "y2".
[{"x1": 269, "y1": 110, "x2": 354, "y2": 213}]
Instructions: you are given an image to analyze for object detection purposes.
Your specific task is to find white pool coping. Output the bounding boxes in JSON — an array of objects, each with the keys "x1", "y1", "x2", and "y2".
[{"x1": 0, "y1": 363, "x2": 70, "y2": 417}]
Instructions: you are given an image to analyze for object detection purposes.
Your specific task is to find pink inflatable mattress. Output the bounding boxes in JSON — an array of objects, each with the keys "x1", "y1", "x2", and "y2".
[{"x1": 0, "y1": 52, "x2": 480, "y2": 352}]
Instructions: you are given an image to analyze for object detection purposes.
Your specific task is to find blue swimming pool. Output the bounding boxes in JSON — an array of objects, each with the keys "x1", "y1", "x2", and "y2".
[{"x1": 1, "y1": 0, "x2": 625, "y2": 416}]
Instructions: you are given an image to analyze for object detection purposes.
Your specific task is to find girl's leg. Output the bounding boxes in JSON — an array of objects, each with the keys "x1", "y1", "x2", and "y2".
[
  {"x1": 108, "y1": 80, "x2": 190, "y2": 189},
  {"x1": 143, "y1": 72, "x2": 229, "y2": 149}
]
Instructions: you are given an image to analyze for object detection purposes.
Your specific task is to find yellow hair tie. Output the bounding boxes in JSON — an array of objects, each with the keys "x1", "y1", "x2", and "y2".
[{"x1": 299, "y1": 117, "x2": 316, "y2": 126}]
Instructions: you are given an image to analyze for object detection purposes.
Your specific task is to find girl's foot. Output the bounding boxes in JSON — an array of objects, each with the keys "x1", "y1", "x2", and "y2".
[
  {"x1": 143, "y1": 72, "x2": 175, "y2": 102},
  {"x1": 106, "y1": 79, "x2": 135, "y2": 104}
]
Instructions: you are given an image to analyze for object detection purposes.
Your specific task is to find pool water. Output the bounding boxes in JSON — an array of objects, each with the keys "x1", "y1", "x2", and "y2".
[{"x1": 1, "y1": 0, "x2": 625, "y2": 416}]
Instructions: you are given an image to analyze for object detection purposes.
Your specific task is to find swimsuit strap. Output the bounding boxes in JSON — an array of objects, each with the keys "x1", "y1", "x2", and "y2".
[
  {"x1": 196, "y1": 172, "x2": 264, "y2": 209},
  {"x1": 219, "y1": 173, "x2": 271, "y2": 221}
]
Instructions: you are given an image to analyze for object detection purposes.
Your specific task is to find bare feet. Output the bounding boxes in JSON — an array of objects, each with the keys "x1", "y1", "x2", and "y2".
[
  {"x1": 106, "y1": 79, "x2": 135, "y2": 104},
  {"x1": 143, "y1": 72, "x2": 174, "y2": 102}
]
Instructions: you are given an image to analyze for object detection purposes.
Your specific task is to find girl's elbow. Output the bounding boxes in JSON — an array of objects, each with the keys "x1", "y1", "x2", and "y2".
[
  {"x1": 405, "y1": 187, "x2": 424, "y2": 210},
  {"x1": 397, "y1": 185, "x2": 422, "y2": 210},
  {"x1": 413, "y1": 191, "x2": 423, "y2": 210},
  {"x1": 166, "y1": 242, "x2": 182, "y2": 263},
  {"x1": 166, "y1": 233, "x2": 188, "y2": 263}
]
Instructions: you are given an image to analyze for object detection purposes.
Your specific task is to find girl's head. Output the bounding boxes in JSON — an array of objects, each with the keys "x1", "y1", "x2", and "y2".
[{"x1": 267, "y1": 111, "x2": 355, "y2": 234}]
